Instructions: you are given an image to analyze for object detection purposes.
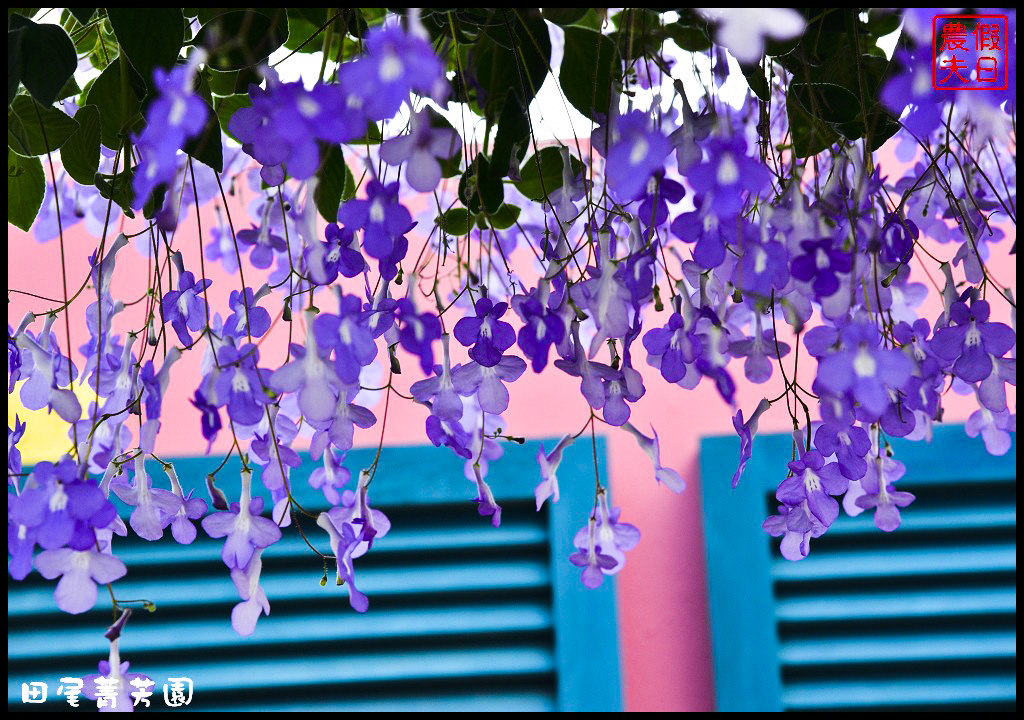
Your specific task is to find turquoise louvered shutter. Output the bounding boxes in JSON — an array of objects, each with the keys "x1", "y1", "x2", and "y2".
[
  {"x1": 8, "y1": 440, "x2": 622, "y2": 711},
  {"x1": 701, "y1": 425, "x2": 1016, "y2": 711}
]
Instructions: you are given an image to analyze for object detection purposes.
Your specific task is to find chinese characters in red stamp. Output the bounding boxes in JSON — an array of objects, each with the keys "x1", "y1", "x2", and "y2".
[{"x1": 932, "y1": 14, "x2": 1010, "y2": 90}]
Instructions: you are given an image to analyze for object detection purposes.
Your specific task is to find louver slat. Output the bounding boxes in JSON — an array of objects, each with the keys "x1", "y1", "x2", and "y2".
[
  {"x1": 8, "y1": 441, "x2": 623, "y2": 712},
  {"x1": 702, "y1": 426, "x2": 1016, "y2": 712}
]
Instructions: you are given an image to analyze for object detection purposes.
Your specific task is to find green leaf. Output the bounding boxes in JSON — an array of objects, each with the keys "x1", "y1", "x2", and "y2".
[
  {"x1": 214, "y1": 93, "x2": 251, "y2": 143},
  {"x1": 8, "y1": 95, "x2": 79, "y2": 156},
  {"x1": 206, "y1": 66, "x2": 262, "y2": 96},
  {"x1": 489, "y1": 89, "x2": 529, "y2": 183},
  {"x1": 86, "y1": 60, "x2": 142, "y2": 150},
  {"x1": 472, "y1": 9, "x2": 551, "y2": 122},
  {"x1": 8, "y1": 14, "x2": 77, "y2": 106},
  {"x1": 95, "y1": 167, "x2": 135, "y2": 218},
  {"x1": 437, "y1": 207, "x2": 471, "y2": 236},
  {"x1": 741, "y1": 63, "x2": 771, "y2": 102},
  {"x1": 560, "y1": 26, "x2": 618, "y2": 121},
  {"x1": 194, "y1": 9, "x2": 288, "y2": 70},
  {"x1": 786, "y1": 88, "x2": 839, "y2": 158},
  {"x1": 8, "y1": 147, "x2": 45, "y2": 231},
  {"x1": 56, "y1": 74, "x2": 80, "y2": 100},
  {"x1": 541, "y1": 8, "x2": 589, "y2": 26},
  {"x1": 9, "y1": 29, "x2": 24, "y2": 105},
  {"x1": 183, "y1": 72, "x2": 223, "y2": 172},
  {"x1": 107, "y1": 9, "x2": 186, "y2": 88},
  {"x1": 59, "y1": 104, "x2": 101, "y2": 185},
  {"x1": 459, "y1": 154, "x2": 504, "y2": 215},
  {"x1": 483, "y1": 203, "x2": 521, "y2": 230},
  {"x1": 313, "y1": 144, "x2": 355, "y2": 223},
  {"x1": 790, "y1": 81, "x2": 861, "y2": 125},
  {"x1": 68, "y1": 8, "x2": 95, "y2": 25},
  {"x1": 514, "y1": 146, "x2": 585, "y2": 202}
]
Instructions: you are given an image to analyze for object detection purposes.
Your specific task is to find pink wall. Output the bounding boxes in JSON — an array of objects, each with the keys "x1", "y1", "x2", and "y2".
[{"x1": 8, "y1": 157, "x2": 1016, "y2": 711}]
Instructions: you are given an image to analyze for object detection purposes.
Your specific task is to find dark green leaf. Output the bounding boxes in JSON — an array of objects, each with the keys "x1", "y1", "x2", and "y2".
[
  {"x1": 790, "y1": 81, "x2": 861, "y2": 125},
  {"x1": 8, "y1": 14, "x2": 77, "y2": 106},
  {"x1": 107, "y1": 9, "x2": 186, "y2": 87},
  {"x1": 206, "y1": 66, "x2": 262, "y2": 96},
  {"x1": 459, "y1": 154, "x2": 504, "y2": 214},
  {"x1": 68, "y1": 8, "x2": 96, "y2": 25},
  {"x1": 60, "y1": 104, "x2": 101, "y2": 185},
  {"x1": 472, "y1": 9, "x2": 550, "y2": 122},
  {"x1": 56, "y1": 74, "x2": 80, "y2": 100},
  {"x1": 560, "y1": 26, "x2": 618, "y2": 121},
  {"x1": 437, "y1": 207, "x2": 471, "y2": 236},
  {"x1": 86, "y1": 60, "x2": 142, "y2": 150},
  {"x1": 195, "y1": 9, "x2": 288, "y2": 70},
  {"x1": 663, "y1": 13, "x2": 712, "y2": 52},
  {"x1": 214, "y1": 93, "x2": 252, "y2": 143},
  {"x1": 490, "y1": 89, "x2": 530, "y2": 183},
  {"x1": 541, "y1": 8, "x2": 589, "y2": 26},
  {"x1": 786, "y1": 88, "x2": 839, "y2": 158},
  {"x1": 8, "y1": 95, "x2": 79, "y2": 156},
  {"x1": 483, "y1": 203, "x2": 521, "y2": 230},
  {"x1": 8, "y1": 147, "x2": 45, "y2": 231},
  {"x1": 741, "y1": 63, "x2": 771, "y2": 102},
  {"x1": 95, "y1": 167, "x2": 135, "y2": 218},
  {"x1": 514, "y1": 146, "x2": 584, "y2": 202},
  {"x1": 313, "y1": 144, "x2": 355, "y2": 223},
  {"x1": 9, "y1": 29, "x2": 23, "y2": 105}
]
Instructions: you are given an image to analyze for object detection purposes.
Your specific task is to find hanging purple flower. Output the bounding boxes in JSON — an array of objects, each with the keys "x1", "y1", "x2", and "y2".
[
  {"x1": 453, "y1": 297, "x2": 517, "y2": 367},
  {"x1": 512, "y1": 290, "x2": 566, "y2": 373},
  {"x1": 622, "y1": 423, "x2": 685, "y2": 492},
  {"x1": 790, "y1": 237, "x2": 853, "y2": 298},
  {"x1": 230, "y1": 548, "x2": 271, "y2": 636},
  {"x1": 133, "y1": 52, "x2": 209, "y2": 208},
  {"x1": 816, "y1": 321, "x2": 913, "y2": 420},
  {"x1": 338, "y1": 180, "x2": 414, "y2": 260},
  {"x1": 535, "y1": 435, "x2": 574, "y2": 510},
  {"x1": 643, "y1": 313, "x2": 700, "y2": 384},
  {"x1": 190, "y1": 389, "x2": 222, "y2": 450},
  {"x1": 307, "y1": 223, "x2": 367, "y2": 285},
  {"x1": 342, "y1": 25, "x2": 446, "y2": 121},
  {"x1": 410, "y1": 335, "x2": 464, "y2": 422},
  {"x1": 604, "y1": 110, "x2": 671, "y2": 202},
  {"x1": 111, "y1": 456, "x2": 183, "y2": 541},
  {"x1": 211, "y1": 343, "x2": 273, "y2": 426},
  {"x1": 731, "y1": 398, "x2": 771, "y2": 488},
  {"x1": 452, "y1": 355, "x2": 527, "y2": 415},
  {"x1": 162, "y1": 270, "x2": 211, "y2": 346},
  {"x1": 634, "y1": 171, "x2": 686, "y2": 227},
  {"x1": 34, "y1": 546, "x2": 127, "y2": 615},
  {"x1": 684, "y1": 136, "x2": 770, "y2": 217},
  {"x1": 201, "y1": 468, "x2": 282, "y2": 570},
  {"x1": 569, "y1": 490, "x2": 641, "y2": 588},
  {"x1": 236, "y1": 223, "x2": 287, "y2": 270},
  {"x1": 380, "y1": 107, "x2": 462, "y2": 192},
  {"x1": 395, "y1": 299, "x2": 442, "y2": 374},
  {"x1": 775, "y1": 449, "x2": 847, "y2": 527},
  {"x1": 931, "y1": 299, "x2": 1015, "y2": 384}
]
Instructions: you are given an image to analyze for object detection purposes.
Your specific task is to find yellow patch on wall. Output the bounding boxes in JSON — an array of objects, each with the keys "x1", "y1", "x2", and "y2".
[{"x1": 8, "y1": 382, "x2": 102, "y2": 466}]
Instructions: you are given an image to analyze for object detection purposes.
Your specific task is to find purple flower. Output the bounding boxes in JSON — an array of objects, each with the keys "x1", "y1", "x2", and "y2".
[
  {"x1": 162, "y1": 270, "x2": 211, "y2": 346},
  {"x1": 395, "y1": 299, "x2": 442, "y2": 374},
  {"x1": 342, "y1": 25, "x2": 445, "y2": 121},
  {"x1": 604, "y1": 110, "x2": 671, "y2": 202},
  {"x1": 572, "y1": 234, "x2": 633, "y2": 356},
  {"x1": 965, "y1": 406, "x2": 1016, "y2": 456},
  {"x1": 211, "y1": 343, "x2": 273, "y2": 425},
  {"x1": 236, "y1": 223, "x2": 287, "y2": 270},
  {"x1": 15, "y1": 318, "x2": 82, "y2": 423},
  {"x1": 313, "y1": 294, "x2": 380, "y2": 384},
  {"x1": 880, "y1": 48, "x2": 945, "y2": 138},
  {"x1": 512, "y1": 290, "x2": 566, "y2": 373},
  {"x1": 410, "y1": 336, "x2": 463, "y2": 422},
  {"x1": 338, "y1": 180, "x2": 414, "y2": 260},
  {"x1": 684, "y1": 136, "x2": 770, "y2": 216},
  {"x1": 569, "y1": 491, "x2": 641, "y2": 588},
  {"x1": 82, "y1": 638, "x2": 152, "y2": 711},
  {"x1": 224, "y1": 288, "x2": 272, "y2": 340},
  {"x1": 643, "y1": 313, "x2": 699, "y2": 384},
  {"x1": 470, "y1": 464, "x2": 502, "y2": 527},
  {"x1": 634, "y1": 171, "x2": 686, "y2": 226},
  {"x1": 931, "y1": 299, "x2": 1015, "y2": 384},
  {"x1": 852, "y1": 450, "x2": 914, "y2": 532},
  {"x1": 230, "y1": 548, "x2": 271, "y2": 637},
  {"x1": 306, "y1": 223, "x2": 367, "y2": 285},
  {"x1": 380, "y1": 107, "x2": 462, "y2": 192},
  {"x1": 452, "y1": 355, "x2": 527, "y2": 415},
  {"x1": 775, "y1": 449, "x2": 847, "y2": 527},
  {"x1": 133, "y1": 53, "x2": 208, "y2": 208},
  {"x1": 790, "y1": 237, "x2": 853, "y2": 298},
  {"x1": 9, "y1": 415, "x2": 26, "y2": 478},
  {"x1": 309, "y1": 385, "x2": 377, "y2": 455},
  {"x1": 731, "y1": 398, "x2": 771, "y2": 488},
  {"x1": 190, "y1": 389, "x2": 222, "y2": 449},
  {"x1": 535, "y1": 435, "x2": 574, "y2": 510},
  {"x1": 309, "y1": 449, "x2": 351, "y2": 506},
  {"x1": 111, "y1": 456, "x2": 183, "y2": 541},
  {"x1": 454, "y1": 297, "x2": 516, "y2": 367},
  {"x1": 270, "y1": 311, "x2": 342, "y2": 423},
  {"x1": 762, "y1": 501, "x2": 827, "y2": 561},
  {"x1": 622, "y1": 423, "x2": 685, "y2": 492},
  {"x1": 816, "y1": 322, "x2": 913, "y2": 420},
  {"x1": 201, "y1": 468, "x2": 282, "y2": 570},
  {"x1": 729, "y1": 326, "x2": 790, "y2": 384},
  {"x1": 814, "y1": 420, "x2": 871, "y2": 481},
  {"x1": 165, "y1": 465, "x2": 208, "y2": 545},
  {"x1": 35, "y1": 545, "x2": 127, "y2": 614}
]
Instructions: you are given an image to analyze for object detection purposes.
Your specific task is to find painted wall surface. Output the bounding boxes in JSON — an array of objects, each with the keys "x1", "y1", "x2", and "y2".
[{"x1": 8, "y1": 154, "x2": 1016, "y2": 711}]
